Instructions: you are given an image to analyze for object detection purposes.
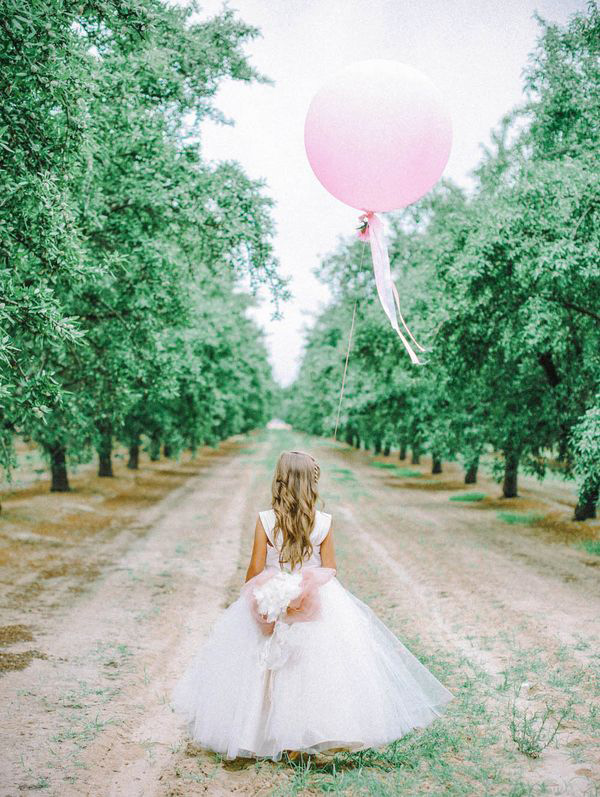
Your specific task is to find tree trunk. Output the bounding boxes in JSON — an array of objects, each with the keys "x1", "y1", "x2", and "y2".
[
  {"x1": 383, "y1": 442, "x2": 391, "y2": 456},
  {"x1": 502, "y1": 450, "x2": 519, "y2": 498},
  {"x1": 355, "y1": 437, "x2": 361, "y2": 449},
  {"x1": 373, "y1": 438, "x2": 382, "y2": 455},
  {"x1": 97, "y1": 427, "x2": 113, "y2": 477},
  {"x1": 432, "y1": 456, "x2": 442, "y2": 474},
  {"x1": 344, "y1": 427, "x2": 354, "y2": 446},
  {"x1": 189, "y1": 430, "x2": 199, "y2": 459},
  {"x1": 411, "y1": 446, "x2": 421, "y2": 465},
  {"x1": 127, "y1": 439, "x2": 140, "y2": 470},
  {"x1": 163, "y1": 443, "x2": 172, "y2": 458},
  {"x1": 465, "y1": 458, "x2": 479, "y2": 484},
  {"x1": 149, "y1": 431, "x2": 161, "y2": 461},
  {"x1": 399, "y1": 440, "x2": 407, "y2": 460},
  {"x1": 574, "y1": 485, "x2": 598, "y2": 521},
  {"x1": 48, "y1": 444, "x2": 70, "y2": 492}
]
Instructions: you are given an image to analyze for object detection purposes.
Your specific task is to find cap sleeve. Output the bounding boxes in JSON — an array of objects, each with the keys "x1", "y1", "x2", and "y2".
[
  {"x1": 315, "y1": 511, "x2": 332, "y2": 545},
  {"x1": 259, "y1": 510, "x2": 275, "y2": 545}
]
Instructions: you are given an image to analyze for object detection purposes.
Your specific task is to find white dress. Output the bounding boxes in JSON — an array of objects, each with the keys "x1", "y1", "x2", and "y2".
[{"x1": 171, "y1": 509, "x2": 453, "y2": 761}]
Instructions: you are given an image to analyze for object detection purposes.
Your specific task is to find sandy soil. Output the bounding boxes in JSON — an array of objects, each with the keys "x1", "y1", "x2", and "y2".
[{"x1": 0, "y1": 430, "x2": 598, "y2": 796}]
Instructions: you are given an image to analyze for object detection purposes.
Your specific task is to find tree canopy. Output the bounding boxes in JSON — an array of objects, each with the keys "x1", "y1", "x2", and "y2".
[
  {"x1": 283, "y1": 2, "x2": 599, "y2": 519},
  {"x1": 1, "y1": 0, "x2": 288, "y2": 488}
]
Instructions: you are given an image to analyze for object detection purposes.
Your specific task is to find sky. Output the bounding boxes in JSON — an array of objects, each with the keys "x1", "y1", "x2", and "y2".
[{"x1": 189, "y1": 0, "x2": 587, "y2": 387}]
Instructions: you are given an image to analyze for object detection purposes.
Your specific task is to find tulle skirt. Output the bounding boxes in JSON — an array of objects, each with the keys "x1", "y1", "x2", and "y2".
[{"x1": 171, "y1": 572, "x2": 454, "y2": 761}]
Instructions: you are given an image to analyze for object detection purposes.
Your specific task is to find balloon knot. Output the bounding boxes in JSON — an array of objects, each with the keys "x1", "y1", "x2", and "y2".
[{"x1": 356, "y1": 211, "x2": 374, "y2": 241}]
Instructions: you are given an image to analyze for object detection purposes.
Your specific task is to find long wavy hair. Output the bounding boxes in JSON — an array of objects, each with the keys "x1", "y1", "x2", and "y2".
[{"x1": 271, "y1": 450, "x2": 322, "y2": 570}]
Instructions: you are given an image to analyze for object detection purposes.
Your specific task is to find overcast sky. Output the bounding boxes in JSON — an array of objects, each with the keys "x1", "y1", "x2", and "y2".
[{"x1": 191, "y1": 0, "x2": 586, "y2": 387}]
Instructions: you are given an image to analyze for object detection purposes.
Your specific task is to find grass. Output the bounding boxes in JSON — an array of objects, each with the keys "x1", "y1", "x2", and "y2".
[
  {"x1": 449, "y1": 492, "x2": 486, "y2": 503},
  {"x1": 392, "y1": 468, "x2": 423, "y2": 478},
  {"x1": 295, "y1": 484, "x2": 599, "y2": 795},
  {"x1": 50, "y1": 714, "x2": 117, "y2": 745},
  {"x1": 58, "y1": 682, "x2": 119, "y2": 710},
  {"x1": 264, "y1": 637, "x2": 595, "y2": 796},
  {"x1": 329, "y1": 467, "x2": 355, "y2": 482},
  {"x1": 314, "y1": 440, "x2": 350, "y2": 451},
  {"x1": 271, "y1": 723, "x2": 464, "y2": 796},
  {"x1": 370, "y1": 462, "x2": 422, "y2": 478},
  {"x1": 261, "y1": 514, "x2": 559, "y2": 796},
  {"x1": 575, "y1": 539, "x2": 600, "y2": 556},
  {"x1": 496, "y1": 511, "x2": 544, "y2": 526}
]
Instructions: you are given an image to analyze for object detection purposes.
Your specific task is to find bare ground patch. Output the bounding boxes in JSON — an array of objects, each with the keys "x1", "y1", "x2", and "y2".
[{"x1": 1, "y1": 430, "x2": 599, "y2": 796}]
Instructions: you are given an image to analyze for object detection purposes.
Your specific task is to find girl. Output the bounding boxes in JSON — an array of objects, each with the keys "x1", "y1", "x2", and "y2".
[{"x1": 171, "y1": 450, "x2": 453, "y2": 761}]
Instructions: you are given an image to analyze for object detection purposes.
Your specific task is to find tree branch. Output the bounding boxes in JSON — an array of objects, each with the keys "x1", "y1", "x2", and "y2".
[{"x1": 542, "y1": 294, "x2": 600, "y2": 324}]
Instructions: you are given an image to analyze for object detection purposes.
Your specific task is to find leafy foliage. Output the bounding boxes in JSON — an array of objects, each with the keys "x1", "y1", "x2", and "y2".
[
  {"x1": 1, "y1": 0, "x2": 288, "y2": 485},
  {"x1": 284, "y1": 3, "x2": 599, "y2": 518}
]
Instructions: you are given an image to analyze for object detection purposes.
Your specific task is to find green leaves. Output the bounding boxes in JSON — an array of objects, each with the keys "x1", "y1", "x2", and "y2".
[
  {"x1": 285, "y1": 4, "x2": 599, "y2": 513},
  {"x1": 570, "y1": 399, "x2": 600, "y2": 503},
  {"x1": 1, "y1": 0, "x2": 283, "y2": 477}
]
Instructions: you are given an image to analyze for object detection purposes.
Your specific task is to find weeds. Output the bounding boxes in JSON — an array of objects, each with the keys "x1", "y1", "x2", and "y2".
[{"x1": 508, "y1": 683, "x2": 573, "y2": 758}]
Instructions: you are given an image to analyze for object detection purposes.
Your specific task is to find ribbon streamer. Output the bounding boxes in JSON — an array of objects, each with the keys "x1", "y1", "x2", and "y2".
[
  {"x1": 358, "y1": 211, "x2": 426, "y2": 365},
  {"x1": 258, "y1": 619, "x2": 303, "y2": 671}
]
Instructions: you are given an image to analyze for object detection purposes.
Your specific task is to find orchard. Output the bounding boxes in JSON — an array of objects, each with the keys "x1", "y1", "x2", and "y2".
[{"x1": 283, "y1": 5, "x2": 599, "y2": 520}]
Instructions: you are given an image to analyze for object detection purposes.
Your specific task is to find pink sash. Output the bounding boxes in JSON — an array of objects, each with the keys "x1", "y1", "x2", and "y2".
[
  {"x1": 242, "y1": 566, "x2": 336, "y2": 672},
  {"x1": 243, "y1": 566, "x2": 336, "y2": 636}
]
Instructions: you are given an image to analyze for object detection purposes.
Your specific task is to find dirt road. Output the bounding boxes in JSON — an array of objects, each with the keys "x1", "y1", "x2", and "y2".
[{"x1": 1, "y1": 429, "x2": 599, "y2": 796}]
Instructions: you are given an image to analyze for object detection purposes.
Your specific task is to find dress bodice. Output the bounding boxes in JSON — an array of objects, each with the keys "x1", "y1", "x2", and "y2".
[{"x1": 258, "y1": 509, "x2": 332, "y2": 572}]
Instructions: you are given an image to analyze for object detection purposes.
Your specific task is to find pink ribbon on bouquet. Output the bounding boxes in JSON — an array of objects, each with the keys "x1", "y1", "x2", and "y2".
[
  {"x1": 244, "y1": 566, "x2": 336, "y2": 636},
  {"x1": 243, "y1": 566, "x2": 336, "y2": 671},
  {"x1": 357, "y1": 211, "x2": 426, "y2": 365}
]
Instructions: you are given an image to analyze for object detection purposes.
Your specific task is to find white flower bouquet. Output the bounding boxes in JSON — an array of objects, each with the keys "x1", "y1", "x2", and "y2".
[
  {"x1": 253, "y1": 571, "x2": 303, "y2": 623},
  {"x1": 242, "y1": 566, "x2": 336, "y2": 671}
]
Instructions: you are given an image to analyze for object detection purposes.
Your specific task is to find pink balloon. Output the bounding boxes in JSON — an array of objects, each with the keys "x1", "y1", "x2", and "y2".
[{"x1": 304, "y1": 60, "x2": 452, "y2": 212}]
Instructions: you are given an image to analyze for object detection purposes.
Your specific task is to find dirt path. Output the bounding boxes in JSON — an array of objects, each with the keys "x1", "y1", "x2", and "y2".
[
  {"x1": 0, "y1": 437, "x2": 264, "y2": 796},
  {"x1": 1, "y1": 429, "x2": 599, "y2": 796}
]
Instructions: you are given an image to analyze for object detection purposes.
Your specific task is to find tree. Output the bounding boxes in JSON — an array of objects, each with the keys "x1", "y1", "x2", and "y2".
[
  {"x1": 284, "y1": 3, "x2": 599, "y2": 517},
  {"x1": 1, "y1": 1, "x2": 287, "y2": 490},
  {"x1": 571, "y1": 398, "x2": 600, "y2": 520}
]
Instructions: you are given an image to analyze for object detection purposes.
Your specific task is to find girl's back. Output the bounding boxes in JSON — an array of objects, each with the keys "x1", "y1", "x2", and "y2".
[{"x1": 259, "y1": 508, "x2": 332, "y2": 571}]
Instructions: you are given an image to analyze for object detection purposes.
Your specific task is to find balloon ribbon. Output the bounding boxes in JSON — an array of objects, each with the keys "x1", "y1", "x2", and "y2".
[{"x1": 357, "y1": 211, "x2": 425, "y2": 365}]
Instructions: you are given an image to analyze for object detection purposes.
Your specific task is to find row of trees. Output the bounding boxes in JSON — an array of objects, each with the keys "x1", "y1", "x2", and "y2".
[
  {"x1": 283, "y1": 4, "x2": 599, "y2": 519},
  {"x1": 1, "y1": 1, "x2": 287, "y2": 492}
]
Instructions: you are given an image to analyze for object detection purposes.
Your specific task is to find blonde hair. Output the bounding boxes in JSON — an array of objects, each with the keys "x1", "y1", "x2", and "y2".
[{"x1": 271, "y1": 450, "x2": 321, "y2": 570}]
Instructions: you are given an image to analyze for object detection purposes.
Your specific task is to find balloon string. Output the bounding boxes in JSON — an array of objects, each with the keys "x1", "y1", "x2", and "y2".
[
  {"x1": 333, "y1": 300, "x2": 357, "y2": 442},
  {"x1": 391, "y1": 282, "x2": 426, "y2": 352},
  {"x1": 333, "y1": 243, "x2": 366, "y2": 441}
]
